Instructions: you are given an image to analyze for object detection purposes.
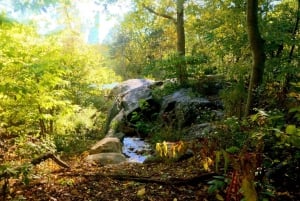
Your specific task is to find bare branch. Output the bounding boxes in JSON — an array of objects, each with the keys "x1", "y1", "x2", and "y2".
[
  {"x1": 142, "y1": 4, "x2": 176, "y2": 23},
  {"x1": 31, "y1": 152, "x2": 70, "y2": 169}
]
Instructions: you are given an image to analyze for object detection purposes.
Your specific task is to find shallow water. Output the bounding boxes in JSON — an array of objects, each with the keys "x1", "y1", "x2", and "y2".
[{"x1": 122, "y1": 137, "x2": 152, "y2": 163}]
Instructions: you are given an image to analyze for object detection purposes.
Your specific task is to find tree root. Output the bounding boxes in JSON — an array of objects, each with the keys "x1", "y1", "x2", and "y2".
[
  {"x1": 73, "y1": 172, "x2": 217, "y2": 186},
  {"x1": 108, "y1": 172, "x2": 217, "y2": 186}
]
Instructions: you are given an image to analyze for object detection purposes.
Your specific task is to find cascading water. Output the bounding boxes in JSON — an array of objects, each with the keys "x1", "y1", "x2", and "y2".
[{"x1": 122, "y1": 137, "x2": 152, "y2": 163}]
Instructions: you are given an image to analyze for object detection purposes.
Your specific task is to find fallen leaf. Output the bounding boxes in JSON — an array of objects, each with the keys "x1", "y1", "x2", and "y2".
[{"x1": 137, "y1": 187, "x2": 146, "y2": 197}]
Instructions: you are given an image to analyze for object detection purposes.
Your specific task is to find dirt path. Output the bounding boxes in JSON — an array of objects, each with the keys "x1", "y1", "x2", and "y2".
[
  {"x1": 5, "y1": 151, "x2": 299, "y2": 201},
  {"x1": 8, "y1": 157, "x2": 214, "y2": 201}
]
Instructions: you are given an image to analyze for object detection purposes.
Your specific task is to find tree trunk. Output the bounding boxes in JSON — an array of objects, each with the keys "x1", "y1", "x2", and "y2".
[
  {"x1": 176, "y1": 0, "x2": 187, "y2": 85},
  {"x1": 143, "y1": 0, "x2": 187, "y2": 85},
  {"x1": 288, "y1": 0, "x2": 300, "y2": 61},
  {"x1": 245, "y1": 0, "x2": 266, "y2": 116}
]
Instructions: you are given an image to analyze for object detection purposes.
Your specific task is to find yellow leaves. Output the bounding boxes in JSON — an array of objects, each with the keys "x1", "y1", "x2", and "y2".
[
  {"x1": 156, "y1": 140, "x2": 214, "y2": 171},
  {"x1": 288, "y1": 91, "x2": 300, "y2": 100},
  {"x1": 215, "y1": 193, "x2": 224, "y2": 201},
  {"x1": 137, "y1": 187, "x2": 146, "y2": 198},
  {"x1": 162, "y1": 141, "x2": 168, "y2": 157},
  {"x1": 202, "y1": 157, "x2": 213, "y2": 171},
  {"x1": 155, "y1": 142, "x2": 164, "y2": 157},
  {"x1": 155, "y1": 141, "x2": 186, "y2": 158}
]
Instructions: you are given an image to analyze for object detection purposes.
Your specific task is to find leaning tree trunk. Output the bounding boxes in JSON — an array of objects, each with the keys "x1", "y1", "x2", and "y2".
[
  {"x1": 176, "y1": 0, "x2": 187, "y2": 85},
  {"x1": 245, "y1": 0, "x2": 266, "y2": 117}
]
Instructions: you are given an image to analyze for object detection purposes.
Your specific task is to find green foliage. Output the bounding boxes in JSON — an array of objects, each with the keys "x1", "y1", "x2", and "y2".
[
  {"x1": 143, "y1": 53, "x2": 210, "y2": 80},
  {"x1": 288, "y1": 80, "x2": 300, "y2": 122},
  {"x1": 58, "y1": 178, "x2": 75, "y2": 187},
  {"x1": 150, "y1": 124, "x2": 183, "y2": 144},
  {"x1": 152, "y1": 81, "x2": 181, "y2": 102},
  {"x1": 0, "y1": 0, "x2": 299, "y2": 199},
  {"x1": 220, "y1": 81, "x2": 247, "y2": 118},
  {"x1": 129, "y1": 99, "x2": 156, "y2": 136},
  {"x1": 213, "y1": 116, "x2": 249, "y2": 150},
  {"x1": 54, "y1": 107, "x2": 105, "y2": 153},
  {"x1": 0, "y1": 162, "x2": 33, "y2": 186},
  {"x1": 209, "y1": 107, "x2": 299, "y2": 199},
  {"x1": 208, "y1": 175, "x2": 228, "y2": 194},
  {"x1": 15, "y1": 134, "x2": 56, "y2": 158},
  {"x1": 0, "y1": 13, "x2": 120, "y2": 159}
]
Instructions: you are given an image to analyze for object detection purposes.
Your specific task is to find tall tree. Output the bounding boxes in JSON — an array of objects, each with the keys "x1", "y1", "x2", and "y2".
[
  {"x1": 245, "y1": 0, "x2": 266, "y2": 116},
  {"x1": 176, "y1": 0, "x2": 187, "y2": 84},
  {"x1": 288, "y1": 0, "x2": 300, "y2": 61},
  {"x1": 142, "y1": 0, "x2": 187, "y2": 84}
]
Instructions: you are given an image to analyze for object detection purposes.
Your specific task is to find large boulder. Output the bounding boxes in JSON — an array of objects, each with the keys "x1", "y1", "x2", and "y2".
[
  {"x1": 90, "y1": 137, "x2": 122, "y2": 154},
  {"x1": 86, "y1": 153, "x2": 127, "y2": 165},
  {"x1": 111, "y1": 79, "x2": 155, "y2": 115},
  {"x1": 182, "y1": 123, "x2": 213, "y2": 140},
  {"x1": 86, "y1": 137, "x2": 125, "y2": 165},
  {"x1": 159, "y1": 88, "x2": 220, "y2": 129},
  {"x1": 105, "y1": 79, "x2": 160, "y2": 137},
  {"x1": 87, "y1": 79, "x2": 160, "y2": 165},
  {"x1": 106, "y1": 109, "x2": 126, "y2": 138},
  {"x1": 87, "y1": 77, "x2": 224, "y2": 165},
  {"x1": 104, "y1": 79, "x2": 223, "y2": 138}
]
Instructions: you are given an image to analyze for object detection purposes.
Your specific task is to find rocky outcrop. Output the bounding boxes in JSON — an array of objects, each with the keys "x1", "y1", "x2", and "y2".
[
  {"x1": 105, "y1": 79, "x2": 159, "y2": 138},
  {"x1": 160, "y1": 89, "x2": 209, "y2": 128},
  {"x1": 86, "y1": 77, "x2": 224, "y2": 165},
  {"x1": 86, "y1": 79, "x2": 160, "y2": 165}
]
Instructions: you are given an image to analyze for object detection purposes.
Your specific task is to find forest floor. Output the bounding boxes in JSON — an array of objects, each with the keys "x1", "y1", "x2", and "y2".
[
  {"x1": 7, "y1": 153, "x2": 217, "y2": 201},
  {"x1": 5, "y1": 153, "x2": 299, "y2": 201}
]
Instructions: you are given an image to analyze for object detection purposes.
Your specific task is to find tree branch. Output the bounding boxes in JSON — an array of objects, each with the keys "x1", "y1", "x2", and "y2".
[
  {"x1": 109, "y1": 172, "x2": 216, "y2": 185},
  {"x1": 74, "y1": 172, "x2": 217, "y2": 186},
  {"x1": 142, "y1": 4, "x2": 176, "y2": 23},
  {"x1": 31, "y1": 152, "x2": 70, "y2": 169}
]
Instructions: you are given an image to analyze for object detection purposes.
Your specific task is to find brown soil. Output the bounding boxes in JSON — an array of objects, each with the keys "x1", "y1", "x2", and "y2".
[{"x1": 8, "y1": 156, "x2": 214, "y2": 201}]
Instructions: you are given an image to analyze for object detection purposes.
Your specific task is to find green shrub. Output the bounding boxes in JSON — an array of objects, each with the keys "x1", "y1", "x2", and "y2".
[{"x1": 220, "y1": 82, "x2": 247, "y2": 118}]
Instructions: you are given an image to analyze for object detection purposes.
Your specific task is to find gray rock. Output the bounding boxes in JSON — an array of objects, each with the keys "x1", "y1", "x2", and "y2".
[
  {"x1": 86, "y1": 153, "x2": 127, "y2": 165},
  {"x1": 160, "y1": 88, "x2": 212, "y2": 129},
  {"x1": 90, "y1": 137, "x2": 122, "y2": 154},
  {"x1": 107, "y1": 132, "x2": 125, "y2": 141},
  {"x1": 105, "y1": 79, "x2": 158, "y2": 136},
  {"x1": 114, "y1": 79, "x2": 154, "y2": 116},
  {"x1": 110, "y1": 79, "x2": 154, "y2": 97},
  {"x1": 183, "y1": 123, "x2": 214, "y2": 140},
  {"x1": 106, "y1": 109, "x2": 126, "y2": 137}
]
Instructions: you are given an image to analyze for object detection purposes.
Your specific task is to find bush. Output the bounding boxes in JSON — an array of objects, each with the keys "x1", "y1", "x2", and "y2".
[{"x1": 220, "y1": 81, "x2": 247, "y2": 118}]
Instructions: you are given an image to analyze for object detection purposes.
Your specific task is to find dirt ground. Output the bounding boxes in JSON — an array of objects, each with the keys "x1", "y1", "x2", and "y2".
[
  {"x1": 4, "y1": 152, "x2": 299, "y2": 201},
  {"x1": 8, "y1": 156, "x2": 215, "y2": 201}
]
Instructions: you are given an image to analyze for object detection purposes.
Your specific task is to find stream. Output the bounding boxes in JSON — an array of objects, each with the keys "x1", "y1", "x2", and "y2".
[{"x1": 122, "y1": 137, "x2": 152, "y2": 163}]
